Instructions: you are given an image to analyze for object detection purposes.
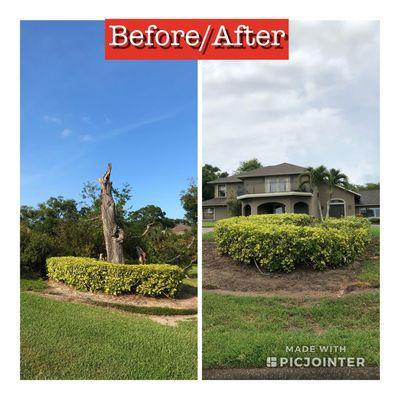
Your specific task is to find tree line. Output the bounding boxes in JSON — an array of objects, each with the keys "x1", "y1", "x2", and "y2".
[{"x1": 21, "y1": 180, "x2": 197, "y2": 275}]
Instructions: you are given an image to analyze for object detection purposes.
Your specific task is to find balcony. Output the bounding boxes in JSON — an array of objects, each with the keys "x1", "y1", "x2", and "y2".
[{"x1": 236, "y1": 185, "x2": 312, "y2": 200}]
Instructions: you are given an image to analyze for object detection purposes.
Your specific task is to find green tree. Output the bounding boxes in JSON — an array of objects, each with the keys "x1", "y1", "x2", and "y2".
[
  {"x1": 299, "y1": 165, "x2": 329, "y2": 220},
  {"x1": 20, "y1": 222, "x2": 56, "y2": 275},
  {"x1": 348, "y1": 182, "x2": 380, "y2": 191},
  {"x1": 128, "y1": 205, "x2": 175, "y2": 232},
  {"x1": 180, "y1": 180, "x2": 197, "y2": 225},
  {"x1": 143, "y1": 226, "x2": 196, "y2": 268},
  {"x1": 202, "y1": 164, "x2": 228, "y2": 200},
  {"x1": 325, "y1": 168, "x2": 349, "y2": 218},
  {"x1": 235, "y1": 158, "x2": 263, "y2": 174}
]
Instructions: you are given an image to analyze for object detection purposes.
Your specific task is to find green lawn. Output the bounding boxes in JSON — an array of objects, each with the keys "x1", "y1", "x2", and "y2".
[
  {"x1": 20, "y1": 275, "x2": 47, "y2": 291},
  {"x1": 202, "y1": 221, "x2": 216, "y2": 228},
  {"x1": 203, "y1": 291, "x2": 379, "y2": 369},
  {"x1": 202, "y1": 231, "x2": 215, "y2": 241},
  {"x1": 21, "y1": 280, "x2": 197, "y2": 379},
  {"x1": 370, "y1": 225, "x2": 380, "y2": 238},
  {"x1": 357, "y1": 259, "x2": 380, "y2": 288}
]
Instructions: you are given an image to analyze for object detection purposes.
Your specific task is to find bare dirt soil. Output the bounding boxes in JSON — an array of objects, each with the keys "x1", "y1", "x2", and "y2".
[
  {"x1": 203, "y1": 241, "x2": 376, "y2": 298},
  {"x1": 43, "y1": 280, "x2": 197, "y2": 309},
  {"x1": 36, "y1": 280, "x2": 197, "y2": 326}
]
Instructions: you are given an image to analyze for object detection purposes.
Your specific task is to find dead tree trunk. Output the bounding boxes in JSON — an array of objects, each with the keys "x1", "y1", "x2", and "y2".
[{"x1": 98, "y1": 163, "x2": 125, "y2": 264}]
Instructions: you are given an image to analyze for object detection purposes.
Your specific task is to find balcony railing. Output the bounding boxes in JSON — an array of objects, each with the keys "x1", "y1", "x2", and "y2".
[{"x1": 236, "y1": 186, "x2": 310, "y2": 196}]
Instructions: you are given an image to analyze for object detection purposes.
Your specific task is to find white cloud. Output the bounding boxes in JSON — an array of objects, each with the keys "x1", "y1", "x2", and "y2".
[
  {"x1": 80, "y1": 134, "x2": 94, "y2": 142},
  {"x1": 202, "y1": 21, "x2": 379, "y2": 184},
  {"x1": 44, "y1": 115, "x2": 62, "y2": 125},
  {"x1": 60, "y1": 128, "x2": 72, "y2": 138}
]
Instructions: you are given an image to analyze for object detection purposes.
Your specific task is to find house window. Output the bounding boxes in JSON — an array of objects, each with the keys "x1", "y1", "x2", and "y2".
[
  {"x1": 265, "y1": 177, "x2": 290, "y2": 193},
  {"x1": 217, "y1": 184, "x2": 226, "y2": 197},
  {"x1": 203, "y1": 208, "x2": 215, "y2": 220},
  {"x1": 359, "y1": 207, "x2": 380, "y2": 218},
  {"x1": 328, "y1": 198, "x2": 346, "y2": 217}
]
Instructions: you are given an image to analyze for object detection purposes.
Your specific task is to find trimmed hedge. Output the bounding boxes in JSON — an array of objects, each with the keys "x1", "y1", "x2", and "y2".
[
  {"x1": 47, "y1": 257, "x2": 184, "y2": 297},
  {"x1": 215, "y1": 214, "x2": 371, "y2": 272}
]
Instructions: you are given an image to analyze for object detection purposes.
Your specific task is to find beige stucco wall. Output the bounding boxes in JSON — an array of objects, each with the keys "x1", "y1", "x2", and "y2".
[
  {"x1": 202, "y1": 206, "x2": 229, "y2": 221},
  {"x1": 240, "y1": 195, "x2": 314, "y2": 216},
  {"x1": 243, "y1": 177, "x2": 264, "y2": 194},
  {"x1": 242, "y1": 174, "x2": 302, "y2": 194},
  {"x1": 207, "y1": 180, "x2": 356, "y2": 220},
  {"x1": 213, "y1": 182, "x2": 241, "y2": 198},
  {"x1": 318, "y1": 184, "x2": 356, "y2": 217},
  {"x1": 214, "y1": 206, "x2": 229, "y2": 220}
]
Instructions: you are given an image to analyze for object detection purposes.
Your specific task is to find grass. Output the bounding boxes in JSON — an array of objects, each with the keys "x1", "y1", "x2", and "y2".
[
  {"x1": 202, "y1": 231, "x2": 215, "y2": 241},
  {"x1": 181, "y1": 264, "x2": 197, "y2": 297},
  {"x1": 88, "y1": 300, "x2": 197, "y2": 316},
  {"x1": 203, "y1": 291, "x2": 379, "y2": 369},
  {"x1": 20, "y1": 268, "x2": 198, "y2": 379},
  {"x1": 203, "y1": 221, "x2": 216, "y2": 228},
  {"x1": 20, "y1": 274, "x2": 47, "y2": 291},
  {"x1": 370, "y1": 225, "x2": 380, "y2": 238},
  {"x1": 357, "y1": 259, "x2": 380, "y2": 288},
  {"x1": 21, "y1": 292, "x2": 197, "y2": 379}
]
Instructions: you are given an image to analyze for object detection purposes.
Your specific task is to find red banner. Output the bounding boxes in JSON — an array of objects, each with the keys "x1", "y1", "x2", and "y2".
[{"x1": 105, "y1": 19, "x2": 289, "y2": 60}]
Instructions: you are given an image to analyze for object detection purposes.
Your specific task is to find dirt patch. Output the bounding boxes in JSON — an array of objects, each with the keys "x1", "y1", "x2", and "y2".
[
  {"x1": 203, "y1": 241, "x2": 374, "y2": 298},
  {"x1": 147, "y1": 315, "x2": 196, "y2": 327},
  {"x1": 203, "y1": 367, "x2": 379, "y2": 380},
  {"x1": 37, "y1": 290, "x2": 196, "y2": 326},
  {"x1": 43, "y1": 280, "x2": 197, "y2": 310}
]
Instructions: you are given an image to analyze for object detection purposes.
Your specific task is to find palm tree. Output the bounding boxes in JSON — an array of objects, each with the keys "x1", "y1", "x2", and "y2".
[
  {"x1": 298, "y1": 166, "x2": 328, "y2": 220},
  {"x1": 325, "y1": 168, "x2": 349, "y2": 218}
]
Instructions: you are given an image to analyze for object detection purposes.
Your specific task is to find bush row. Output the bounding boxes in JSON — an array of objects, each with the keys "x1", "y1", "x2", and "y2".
[
  {"x1": 215, "y1": 215, "x2": 371, "y2": 272},
  {"x1": 47, "y1": 257, "x2": 184, "y2": 297},
  {"x1": 321, "y1": 216, "x2": 371, "y2": 230}
]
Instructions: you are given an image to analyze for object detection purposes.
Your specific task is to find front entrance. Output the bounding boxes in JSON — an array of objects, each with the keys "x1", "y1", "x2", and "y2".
[
  {"x1": 244, "y1": 204, "x2": 251, "y2": 216},
  {"x1": 294, "y1": 201, "x2": 309, "y2": 214},
  {"x1": 257, "y1": 202, "x2": 286, "y2": 215}
]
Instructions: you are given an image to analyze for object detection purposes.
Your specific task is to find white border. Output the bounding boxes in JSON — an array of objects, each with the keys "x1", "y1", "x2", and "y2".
[
  {"x1": 197, "y1": 60, "x2": 203, "y2": 381},
  {"x1": 2, "y1": 0, "x2": 400, "y2": 398}
]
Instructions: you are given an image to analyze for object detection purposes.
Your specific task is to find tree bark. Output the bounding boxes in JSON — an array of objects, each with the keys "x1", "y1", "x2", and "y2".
[
  {"x1": 316, "y1": 187, "x2": 324, "y2": 220},
  {"x1": 98, "y1": 163, "x2": 125, "y2": 264},
  {"x1": 326, "y1": 188, "x2": 333, "y2": 219}
]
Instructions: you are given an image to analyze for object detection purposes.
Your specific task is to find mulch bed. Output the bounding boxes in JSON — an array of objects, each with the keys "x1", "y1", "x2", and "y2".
[{"x1": 203, "y1": 240, "x2": 377, "y2": 298}]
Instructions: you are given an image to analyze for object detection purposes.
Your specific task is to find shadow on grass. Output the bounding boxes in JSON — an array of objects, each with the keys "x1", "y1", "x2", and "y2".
[{"x1": 20, "y1": 271, "x2": 47, "y2": 291}]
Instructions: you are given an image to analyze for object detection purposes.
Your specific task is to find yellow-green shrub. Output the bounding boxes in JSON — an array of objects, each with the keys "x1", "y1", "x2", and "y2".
[
  {"x1": 46, "y1": 257, "x2": 184, "y2": 297},
  {"x1": 321, "y1": 216, "x2": 371, "y2": 230},
  {"x1": 215, "y1": 214, "x2": 370, "y2": 272}
]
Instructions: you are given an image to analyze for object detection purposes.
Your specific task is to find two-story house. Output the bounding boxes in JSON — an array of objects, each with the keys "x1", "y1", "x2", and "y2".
[{"x1": 202, "y1": 162, "x2": 380, "y2": 221}]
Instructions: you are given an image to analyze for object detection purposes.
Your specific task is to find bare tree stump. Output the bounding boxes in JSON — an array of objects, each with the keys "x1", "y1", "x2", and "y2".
[{"x1": 98, "y1": 163, "x2": 125, "y2": 264}]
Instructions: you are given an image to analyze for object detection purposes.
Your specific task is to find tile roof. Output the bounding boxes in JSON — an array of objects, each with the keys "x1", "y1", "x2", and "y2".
[
  {"x1": 207, "y1": 163, "x2": 307, "y2": 184},
  {"x1": 235, "y1": 162, "x2": 306, "y2": 178},
  {"x1": 207, "y1": 175, "x2": 243, "y2": 184},
  {"x1": 202, "y1": 197, "x2": 228, "y2": 206},
  {"x1": 357, "y1": 189, "x2": 380, "y2": 206}
]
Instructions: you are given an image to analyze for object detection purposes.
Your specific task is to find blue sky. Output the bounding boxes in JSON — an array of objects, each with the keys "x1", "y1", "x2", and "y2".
[{"x1": 21, "y1": 21, "x2": 197, "y2": 219}]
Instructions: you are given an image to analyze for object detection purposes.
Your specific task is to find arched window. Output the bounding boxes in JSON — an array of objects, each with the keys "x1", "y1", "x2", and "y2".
[
  {"x1": 328, "y1": 198, "x2": 346, "y2": 218},
  {"x1": 294, "y1": 201, "x2": 309, "y2": 214},
  {"x1": 244, "y1": 204, "x2": 251, "y2": 216}
]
